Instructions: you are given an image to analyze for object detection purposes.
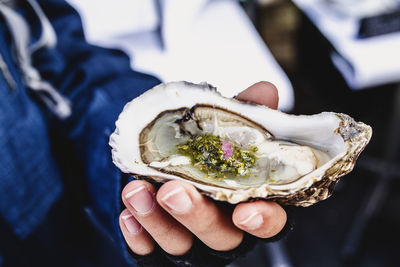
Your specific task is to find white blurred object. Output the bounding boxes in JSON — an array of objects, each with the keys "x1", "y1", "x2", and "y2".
[
  {"x1": 66, "y1": 0, "x2": 294, "y2": 111},
  {"x1": 325, "y1": 0, "x2": 399, "y2": 18},
  {"x1": 293, "y1": 0, "x2": 400, "y2": 90},
  {"x1": 66, "y1": 0, "x2": 159, "y2": 41}
]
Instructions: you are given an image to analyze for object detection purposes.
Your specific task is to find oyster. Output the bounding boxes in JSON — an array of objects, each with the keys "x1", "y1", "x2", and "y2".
[{"x1": 110, "y1": 81, "x2": 372, "y2": 206}]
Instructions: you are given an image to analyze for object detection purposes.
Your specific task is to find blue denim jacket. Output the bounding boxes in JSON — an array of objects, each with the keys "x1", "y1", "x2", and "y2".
[{"x1": 0, "y1": 0, "x2": 160, "y2": 265}]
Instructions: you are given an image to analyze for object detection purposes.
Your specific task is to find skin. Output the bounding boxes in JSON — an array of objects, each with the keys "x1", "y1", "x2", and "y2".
[{"x1": 119, "y1": 81, "x2": 287, "y2": 256}]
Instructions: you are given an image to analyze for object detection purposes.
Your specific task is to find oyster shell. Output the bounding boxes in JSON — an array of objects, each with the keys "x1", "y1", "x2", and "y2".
[{"x1": 110, "y1": 81, "x2": 372, "y2": 206}]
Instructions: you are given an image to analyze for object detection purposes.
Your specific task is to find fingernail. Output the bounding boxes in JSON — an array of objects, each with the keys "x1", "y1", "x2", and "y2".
[
  {"x1": 161, "y1": 187, "x2": 192, "y2": 214},
  {"x1": 239, "y1": 211, "x2": 263, "y2": 230},
  {"x1": 125, "y1": 185, "x2": 155, "y2": 215},
  {"x1": 122, "y1": 214, "x2": 142, "y2": 234}
]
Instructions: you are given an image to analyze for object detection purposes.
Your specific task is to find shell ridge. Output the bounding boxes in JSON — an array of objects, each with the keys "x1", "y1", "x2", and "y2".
[{"x1": 109, "y1": 81, "x2": 372, "y2": 206}]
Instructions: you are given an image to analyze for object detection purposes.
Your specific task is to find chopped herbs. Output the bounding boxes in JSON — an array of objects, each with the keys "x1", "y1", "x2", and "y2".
[{"x1": 176, "y1": 133, "x2": 257, "y2": 179}]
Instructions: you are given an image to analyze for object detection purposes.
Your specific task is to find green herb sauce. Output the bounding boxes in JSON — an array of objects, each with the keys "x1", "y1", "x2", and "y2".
[{"x1": 176, "y1": 133, "x2": 258, "y2": 179}]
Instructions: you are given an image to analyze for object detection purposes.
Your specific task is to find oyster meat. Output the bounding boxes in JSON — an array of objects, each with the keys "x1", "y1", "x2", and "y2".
[{"x1": 110, "y1": 81, "x2": 372, "y2": 206}]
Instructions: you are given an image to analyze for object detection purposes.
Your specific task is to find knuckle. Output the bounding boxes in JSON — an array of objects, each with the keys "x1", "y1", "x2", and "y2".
[
  {"x1": 193, "y1": 207, "x2": 219, "y2": 235},
  {"x1": 162, "y1": 236, "x2": 193, "y2": 256},
  {"x1": 127, "y1": 239, "x2": 155, "y2": 256}
]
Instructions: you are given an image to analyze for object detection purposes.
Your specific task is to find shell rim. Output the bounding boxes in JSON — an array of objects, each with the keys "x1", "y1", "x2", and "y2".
[{"x1": 109, "y1": 81, "x2": 372, "y2": 205}]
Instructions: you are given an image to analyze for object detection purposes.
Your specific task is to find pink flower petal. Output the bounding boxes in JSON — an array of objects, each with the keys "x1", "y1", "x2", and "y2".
[{"x1": 222, "y1": 141, "x2": 233, "y2": 158}]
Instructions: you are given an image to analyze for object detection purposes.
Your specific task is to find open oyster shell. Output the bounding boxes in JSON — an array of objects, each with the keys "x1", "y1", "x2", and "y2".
[{"x1": 110, "y1": 81, "x2": 372, "y2": 206}]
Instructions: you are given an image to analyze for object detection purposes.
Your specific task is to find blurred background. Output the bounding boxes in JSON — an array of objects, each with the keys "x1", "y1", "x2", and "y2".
[
  {"x1": 45, "y1": 0, "x2": 400, "y2": 266},
  {"x1": 232, "y1": 0, "x2": 400, "y2": 266}
]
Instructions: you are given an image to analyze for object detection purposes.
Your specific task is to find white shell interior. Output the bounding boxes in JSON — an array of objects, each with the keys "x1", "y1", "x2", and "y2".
[{"x1": 141, "y1": 106, "x2": 332, "y2": 188}]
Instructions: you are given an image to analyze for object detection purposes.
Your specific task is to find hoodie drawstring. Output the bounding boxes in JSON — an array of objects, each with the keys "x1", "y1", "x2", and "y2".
[{"x1": 0, "y1": 0, "x2": 71, "y2": 119}]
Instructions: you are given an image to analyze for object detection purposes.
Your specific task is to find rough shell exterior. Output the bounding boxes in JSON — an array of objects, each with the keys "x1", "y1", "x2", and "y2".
[{"x1": 109, "y1": 81, "x2": 372, "y2": 207}]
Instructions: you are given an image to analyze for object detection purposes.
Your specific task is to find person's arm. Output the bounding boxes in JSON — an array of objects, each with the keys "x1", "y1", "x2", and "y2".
[{"x1": 33, "y1": 1, "x2": 290, "y2": 266}]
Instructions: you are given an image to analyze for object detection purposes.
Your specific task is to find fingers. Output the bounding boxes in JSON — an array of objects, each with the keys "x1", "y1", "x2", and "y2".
[
  {"x1": 232, "y1": 200, "x2": 287, "y2": 238},
  {"x1": 121, "y1": 180, "x2": 244, "y2": 255},
  {"x1": 236, "y1": 81, "x2": 279, "y2": 109},
  {"x1": 157, "y1": 180, "x2": 244, "y2": 251},
  {"x1": 119, "y1": 209, "x2": 155, "y2": 255},
  {"x1": 122, "y1": 180, "x2": 193, "y2": 256},
  {"x1": 120, "y1": 184, "x2": 287, "y2": 256}
]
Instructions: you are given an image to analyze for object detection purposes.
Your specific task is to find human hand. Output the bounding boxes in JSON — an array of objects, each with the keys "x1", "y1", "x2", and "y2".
[{"x1": 119, "y1": 82, "x2": 287, "y2": 256}]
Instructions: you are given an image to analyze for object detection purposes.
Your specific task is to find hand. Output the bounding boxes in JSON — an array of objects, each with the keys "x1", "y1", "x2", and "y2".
[{"x1": 119, "y1": 82, "x2": 287, "y2": 256}]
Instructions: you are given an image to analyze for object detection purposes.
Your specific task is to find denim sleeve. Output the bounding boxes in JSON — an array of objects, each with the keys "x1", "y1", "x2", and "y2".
[{"x1": 32, "y1": 0, "x2": 160, "y2": 265}]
